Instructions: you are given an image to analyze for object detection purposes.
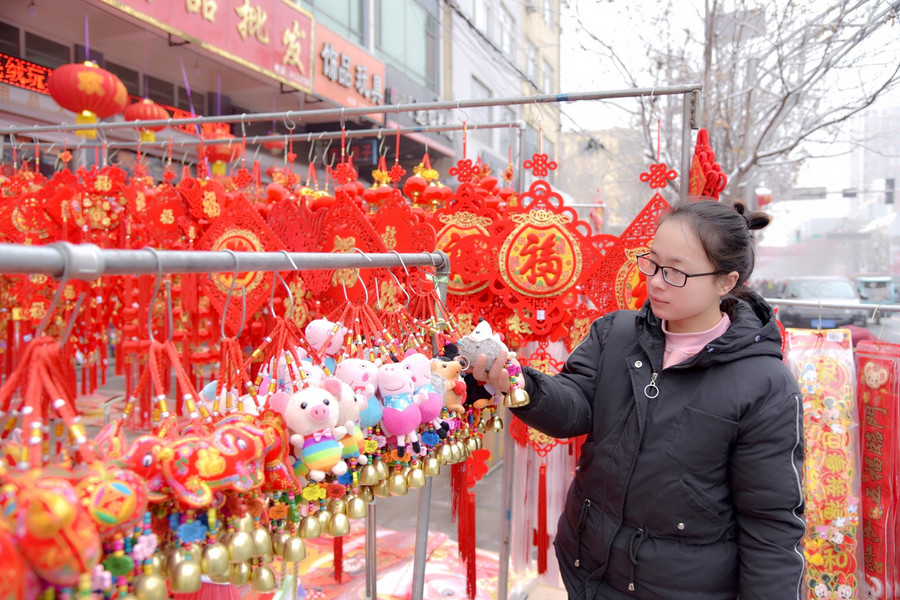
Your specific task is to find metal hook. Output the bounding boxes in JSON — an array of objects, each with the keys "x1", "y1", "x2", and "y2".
[
  {"x1": 308, "y1": 137, "x2": 317, "y2": 164},
  {"x1": 60, "y1": 292, "x2": 88, "y2": 346},
  {"x1": 388, "y1": 250, "x2": 410, "y2": 277},
  {"x1": 456, "y1": 100, "x2": 469, "y2": 123},
  {"x1": 323, "y1": 138, "x2": 335, "y2": 168},
  {"x1": 221, "y1": 249, "x2": 247, "y2": 339},
  {"x1": 340, "y1": 106, "x2": 346, "y2": 130},
  {"x1": 143, "y1": 247, "x2": 172, "y2": 343},
  {"x1": 377, "y1": 129, "x2": 387, "y2": 157},
  {"x1": 35, "y1": 243, "x2": 74, "y2": 338},
  {"x1": 383, "y1": 263, "x2": 411, "y2": 309},
  {"x1": 239, "y1": 113, "x2": 247, "y2": 139},
  {"x1": 283, "y1": 111, "x2": 296, "y2": 131},
  {"x1": 276, "y1": 250, "x2": 298, "y2": 319}
]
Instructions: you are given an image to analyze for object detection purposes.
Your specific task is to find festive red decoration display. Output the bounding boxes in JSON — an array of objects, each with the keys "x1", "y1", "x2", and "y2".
[
  {"x1": 46, "y1": 61, "x2": 128, "y2": 138},
  {"x1": 688, "y1": 128, "x2": 727, "y2": 199},
  {"x1": 123, "y1": 98, "x2": 170, "y2": 142}
]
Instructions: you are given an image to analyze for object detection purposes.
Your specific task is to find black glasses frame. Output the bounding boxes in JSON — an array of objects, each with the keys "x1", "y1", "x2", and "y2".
[{"x1": 636, "y1": 253, "x2": 727, "y2": 288}]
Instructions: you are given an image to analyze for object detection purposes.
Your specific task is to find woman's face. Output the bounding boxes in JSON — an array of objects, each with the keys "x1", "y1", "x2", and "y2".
[{"x1": 645, "y1": 219, "x2": 737, "y2": 333}]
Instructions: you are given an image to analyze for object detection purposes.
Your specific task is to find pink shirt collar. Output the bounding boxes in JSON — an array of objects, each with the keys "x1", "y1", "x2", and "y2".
[{"x1": 662, "y1": 313, "x2": 732, "y2": 369}]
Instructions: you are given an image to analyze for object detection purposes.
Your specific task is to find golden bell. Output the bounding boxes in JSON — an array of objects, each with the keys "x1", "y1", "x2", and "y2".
[
  {"x1": 373, "y1": 479, "x2": 392, "y2": 498},
  {"x1": 261, "y1": 549, "x2": 274, "y2": 564},
  {"x1": 133, "y1": 572, "x2": 168, "y2": 600},
  {"x1": 201, "y1": 542, "x2": 231, "y2": 577},
  {"x1": 230, "y1": 561, "x2": 252, "y2": 586},
  {"x1": 236, "y1": 513, "x2": 255, "y2": 533},
  {"x1": 327, "y1": 513, "x2": 351, "y2": 537},
  {"x1": 251, "y1": 564, "x2": 277, "y2": 591},
  {"x1": 298, "y1": 515, "x2": 322, "y2": 538},
  {"x1": 374, "y1": 459, "x2": 389, "y2": 480},
  {"x1": 315, "y1": 508, "x2": 332, "y2": 529},
  {"x1": 388, "y1": 472, "x2": 409, "y2": 496},
  {"x1": 227, "y1": 530, "x2": 256, "y2": 563},
  {"x1": 491, "y1": 416, "x2": 504, "y2": 431},
  {"x1": 283, "y1": 536, "x2": 307, "y2": 562},
  {"x1": 209, "y1": 571, "x2": 231, "y2": 584},
  {"x1": 358, "y1": 464, "x2": 380, "y2": 486},
  {"x1": 251, "y1": 527, "x2": 273, "y2": 557},
  {"x1": 166, "y1": 546, "x2": 188, "y2": 576},
  {"x1": 169, "y1": 560, "x2": 202, "y2": 593},
  {"x1": 149, "y1": 552, "x2": 167, "y2": 576},
  {"x1": 423, "y1": 456, "x2": 441, "y2": 477},
  {"x1": 477, "y1": 419, "x2": 488, "y2": 433},
  {"x1": 346, "y1": 497, "x2": 368, "y2": 519},
  {"x1": 504, "y1": 388, "x2": 531, "y2": 408},
  {"x1": 437, "y1": 443, "x2": 454, "y2": 464},
  {"x1": 272, "y1": 530, "x2": 291, "y2": 557},
  {"x1": 465, "y1": 436, "x2": 479, "y2": 452},
  {"x1": 407, "y1": 467, "x2": 427, "y2": 489},
  {"x1": 358, "y1": 485, "x2": 375, "y2": 503},
  {"x1": 450, "y1": 443, "x2": 463, "y2": 463},
  {"x1": 328, "y1": 498, "x2": 347, "y2": 515}
]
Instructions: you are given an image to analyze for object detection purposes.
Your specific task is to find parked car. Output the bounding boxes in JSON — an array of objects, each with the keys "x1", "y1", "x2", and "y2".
[{"x1": 774, "y1": 276, "x2": 869, "y2": 329}]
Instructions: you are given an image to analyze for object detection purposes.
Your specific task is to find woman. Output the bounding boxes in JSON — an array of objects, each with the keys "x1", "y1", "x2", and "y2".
[{"x1": 474, "y1": 200, "x2": 806, "y2": 599}]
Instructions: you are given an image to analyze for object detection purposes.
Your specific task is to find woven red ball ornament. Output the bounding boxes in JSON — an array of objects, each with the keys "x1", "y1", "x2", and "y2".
[
  {"x1": 124, "y1": 98, "x2": 169, "y2": 142},
  {"x1": 402, "y1": 174, "x2": 427, "y2": 203},
  {"x1": 47, "y1": 61, "x2": 128, "y2": 138}
]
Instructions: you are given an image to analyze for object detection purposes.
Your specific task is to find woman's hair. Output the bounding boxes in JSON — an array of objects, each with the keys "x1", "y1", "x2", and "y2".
[{"x1": 659, "y1": 198, "x2": 771, "y2": 300}]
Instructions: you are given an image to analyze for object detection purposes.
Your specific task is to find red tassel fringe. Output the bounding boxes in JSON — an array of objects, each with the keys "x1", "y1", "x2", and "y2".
[
  {"x1": 451, "y1": 462, "x2": 478, "y2": 599},
  {"x1": 534, "y1": 462, "x2": 549, "y2": 574},
  {"x1": 334, "y1": 535, "x2": 343, "y2": 583}
]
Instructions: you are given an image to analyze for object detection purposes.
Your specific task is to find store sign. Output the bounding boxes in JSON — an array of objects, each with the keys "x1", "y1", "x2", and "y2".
[
  {"x1": 326, "y1": 139, "x2": 378, "y2": 167},
  {"x1": 0, "y1": 53, "x2": 51, "y2": 94},
  {"x1": 96, "y1": 0, "x2": 314, "y2": 92},
  {"x1": 313, "y1": 24, "x2": 385, "y2": 124}
]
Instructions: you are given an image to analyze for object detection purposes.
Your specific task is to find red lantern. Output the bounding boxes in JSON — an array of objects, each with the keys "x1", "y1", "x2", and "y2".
[
  {"x1": 47, "y1": 61, "x2": 128, "y2": 139},
  {"x1": 402, "y1": 174, "x2": 427, "y2": 203},
  {"x1": 202, "y1": 125, "x2": 243, "y2": 176},
  {"x1": 124, "y1": 98, "x2": 170, "y2": 142},
  {"x1": 262, "y1": 136, "x2": 286, "y2": 156}
]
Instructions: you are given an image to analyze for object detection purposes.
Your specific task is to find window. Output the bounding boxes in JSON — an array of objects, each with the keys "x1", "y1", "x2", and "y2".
[
  {"x1": 542, "y1": 59, "x2": 554, "y2": 93},
  {"x1": 24, "y1": 32, "x2": 68, "y2": 68},
  {"x1": 499, "y1": 7, "x2": 514, "y2": 56},
  {"x1": 177, "y1": 87, "x2": 205, "y2": 115},
  {"x1": 106, "y1": 61, "x2": 140, "y2": 96},
  {"x1": 543, "y1": 0, "x2": 554, "y2": 27},
  {"x1": 375, "y1": 0, "x2": 438, "y2": 91},
  {"x1": 0, "y1": 22, "x2": 19, "y2": 57},
  {"x1": 474, "y1": 2, "x2": 490, "y2": 36},
  {"x1": 306, "y1": 0, "x2": 364, "y2": 44},
  {"x1": 146, "y1": 75, "x2": 174, "y2": 107},
  {"x1": 525, "y1": 39, "x2": 537, "y2": 82},
  {"x1": 470, "y1": 77, "x2": 493, "y2": 146}
]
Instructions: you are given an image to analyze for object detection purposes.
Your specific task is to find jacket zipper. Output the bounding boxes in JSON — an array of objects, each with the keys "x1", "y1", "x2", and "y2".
[{"x1": 637, "y1": 340, "x2": 660, "y2": 399}]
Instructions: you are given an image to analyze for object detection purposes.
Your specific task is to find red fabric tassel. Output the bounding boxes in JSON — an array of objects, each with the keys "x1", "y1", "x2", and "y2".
[
  {"x1": 534, "y1": 462, "x2": 549, "y2": 574},
  {"x1": 333, "y1": 535, "x2": 343, "y2": 583},
  {"x1": 451, "y1": 461, "x2": 478, "y2": 599}
]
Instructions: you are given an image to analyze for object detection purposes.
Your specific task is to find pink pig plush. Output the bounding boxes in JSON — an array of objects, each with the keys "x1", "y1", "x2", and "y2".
[
  {"x1": 270, "y1": 378, "x2": 348, "y2": 482},
  {"x1": 377, "y1": 361, "x2": 426, "y2": 457},
  {"x1": 400, "y1": 351, "x2": 450, "y2": 439},
  {"x1": 335, "y1": 357, "x2": 383, "y2": 430},
  {"x1": 305, "y1": 318, "x2": 348, "y2": 375},
  {"x1": 334, "y1": 378, "x2": 369, "y2": 465}
]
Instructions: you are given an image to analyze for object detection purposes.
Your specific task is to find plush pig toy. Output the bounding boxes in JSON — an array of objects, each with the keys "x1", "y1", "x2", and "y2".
[
  {"x1": 335, "y1": 357, "x2": 383, "y2": 430},
  {"x1": 271, "y1": 378, "x2": 348, "y2": 482},
  {"x1": 334, "y1": 378, "x2": 369, "y2": 464},
  {"x1": 378, "y1": 362, "x2": 425, "y2": 456},
  {"x1": 305, "y1": 318, "x2": 348, "y2": 375},
  {"x1": 401, "y1": 351, "x2": 450, "y2": 439}
]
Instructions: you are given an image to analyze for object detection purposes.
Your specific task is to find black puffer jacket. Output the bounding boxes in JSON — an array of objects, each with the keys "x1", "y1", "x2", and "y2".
[{"x1": 512, "y1": 294, "x2": 806, "y2": 600}]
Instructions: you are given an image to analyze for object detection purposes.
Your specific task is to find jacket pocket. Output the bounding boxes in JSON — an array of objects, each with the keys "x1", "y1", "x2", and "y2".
[{"x1": 665, "y1": 406, "x2": 738, "y2": 473}]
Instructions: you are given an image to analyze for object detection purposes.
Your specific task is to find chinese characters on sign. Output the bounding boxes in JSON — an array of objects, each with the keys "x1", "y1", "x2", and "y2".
[
  {"x1": 319, "y1": 42, "x2": 383, "y2": 105},
  {"x1": 0, "y1": 53, "x2": 51, "y2": 93}
]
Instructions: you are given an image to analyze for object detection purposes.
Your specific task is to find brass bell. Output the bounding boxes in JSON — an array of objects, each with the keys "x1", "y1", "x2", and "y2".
[
  {"x1": 149, "y1": 552, "x2": 167, "y2": 577},
  {"x1": 358, "y1": 464, "x2": 379, "y2": 486},
  {"x1": 315, "y1": 508, "x2": 332, "y2": 529},
  {"x1": 170, "y1": 560, "x2": 202, "y2": 593},
  {"x1": 298, "y1": 515, "x2": 322, "y2": 538},
  {"x1": 209, "y1": 572, "x2": 231, "y2": 584},
  {"x1": 477, "y1": 419, "x2": 488, "y2": 433},
  {"x1": 230, "y1": 561, "x2": 252, "y2": 586},
  {"x1": 504, "y1": 388, "x2": 531, "y2": 408},
  {"x1": 437, "y1": 443, "x2": 454, "y2": 464},
  {"x1": 236, "y1": 513, "x2": 255, "y2": 533},
  {"x1": 272, "y1": 530, "x2": 291, "y2": 557},
  {"x1": 261, "y1": 549, "x2": 275, "y2": 564},
  {"x1": 407, "y1": 467, "x2": 427, "y2": 489},
  {"x1": 373, "y1": 479, "x2": 392, "y2": 498},
  {"x1": 328, "y1": 513, "x2": 351, "y2": 537},
  {"x1": 450, "y1": 442, "x2": 463, "y2": 463},
  {"x1": 358, "y1": 485, "x2": 375, "y2": 503},
  {"x1": 251, "y1": 527, "x2": 273, "y2": 557},
  {"x1": 282, "y1": 535, "x2": 307, "y2": 563},
  {"x1": 166, "y1": 546, "x2": 188, "y2": 577},
  {"x1": 251, "y1": 564, "x2": 277, "y2": 591},
  {"x1": 187, "y1": 543, "x2": 204, "y2": 565},
  {"x1": 465, "y1": 436, "x2": 479, "y2": 452},
  {"x1": 374, "y1": 459, "x2": 389, "y2": 480},
  {"x1": 346, "y1": 497, "x2": 368, "y2": 519},
  {"x1": 491, "y1": 416, "x2": 504, "y2": 431},
  {"x1": 388, "y1": 472, "x2": 409, "y2": 496},
  {"x1": 328, "y1": 498, "x2": 347, "y2": 515},
  {"x1": 133, "y1": 572, "x2": 167, "y2": 600},
  {"x1": 423, "y1": 456, "x2": 441, "y2": 477},
  {"x1": 227, "y1": 530, "x2": 256, "y2": 563},
  {"x1": 201, "y1": 542, "x2": 231, "y2": 577}
]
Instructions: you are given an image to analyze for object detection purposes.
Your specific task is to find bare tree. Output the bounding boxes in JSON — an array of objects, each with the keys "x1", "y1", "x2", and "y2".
[{"x1": 570, "y1": 0, "x2": 900, "y2": 207}]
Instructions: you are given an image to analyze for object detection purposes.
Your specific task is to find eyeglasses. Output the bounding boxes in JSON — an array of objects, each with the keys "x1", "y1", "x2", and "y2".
[{"x1": 636, "y1": 253, "x2": 726, "y2": 288}]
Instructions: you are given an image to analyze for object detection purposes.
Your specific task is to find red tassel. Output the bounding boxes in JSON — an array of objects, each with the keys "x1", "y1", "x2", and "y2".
[
  {"x1": 333, "y1": 535, "x2": 343, "y2": 583},
  {"x1": 534, "y1": 462, "x2": 549, "y2": 574},
  {"x1": 451, "y1": 461, "x2": 478, "y2": 599}
]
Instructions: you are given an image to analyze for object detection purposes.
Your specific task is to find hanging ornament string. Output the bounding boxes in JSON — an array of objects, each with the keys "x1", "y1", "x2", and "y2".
[{"x1": 657, "y1": 118, "x2": 661, "y2": 162}]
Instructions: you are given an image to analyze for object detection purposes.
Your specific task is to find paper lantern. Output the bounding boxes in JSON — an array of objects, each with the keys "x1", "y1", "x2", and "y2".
[
  {"x1": 47, "y1": 61, "x2": 128, "y2": 139},
  {"x1": 124, "y1": 98, "x2": 170, "y2": 142},
  {"x1": 202, "y1": 126, "x2": 242, "y2": 176}
]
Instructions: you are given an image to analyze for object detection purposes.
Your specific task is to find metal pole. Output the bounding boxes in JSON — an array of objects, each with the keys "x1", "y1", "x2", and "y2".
[
  {"x1": 0, "y1": 243, "x2": 448, "y2": 280},
  {"x1": 0, "y1": 86, "x2": 702, "y2": 137},
  {"x1": 365, "y1": 501, "x2": 377, "y2": 600},
  {"x1": 679, "y1": 91, "x2": 695, "y2": 200}
]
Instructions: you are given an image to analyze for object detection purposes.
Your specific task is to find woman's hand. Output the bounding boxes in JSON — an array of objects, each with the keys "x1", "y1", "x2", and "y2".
[{"x1": 470, "y1": 349, "x2": 511, "y2": 393}]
